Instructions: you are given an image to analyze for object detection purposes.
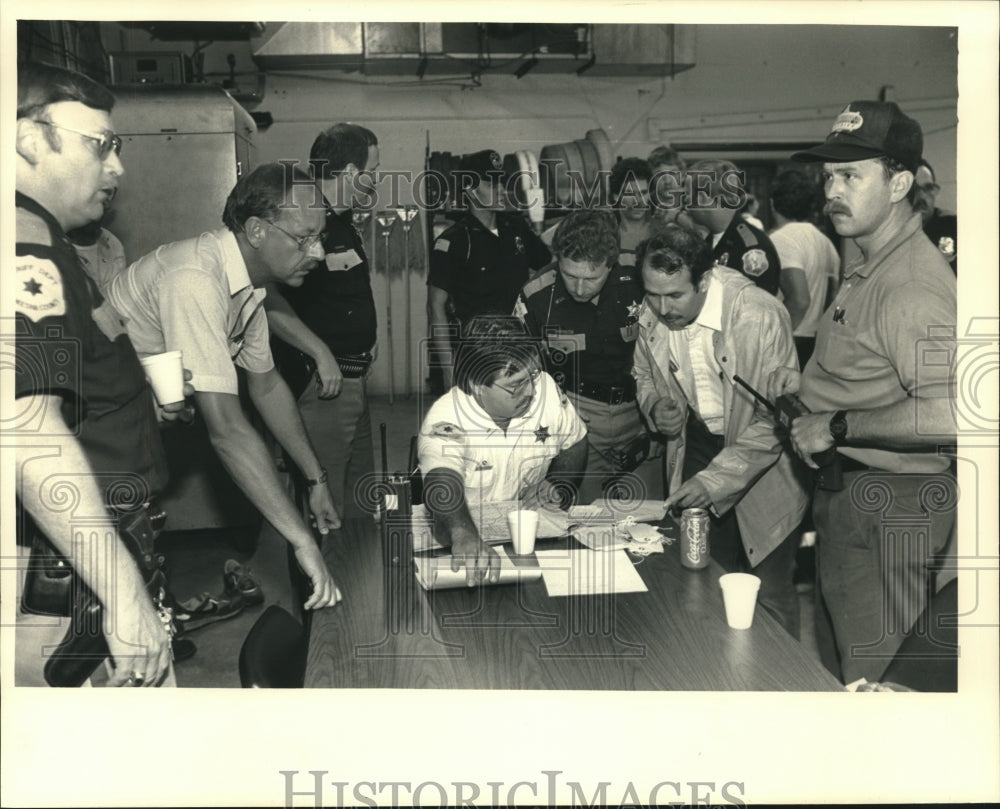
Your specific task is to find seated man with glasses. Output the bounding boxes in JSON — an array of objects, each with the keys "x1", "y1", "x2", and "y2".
[
  {"x1": 417, "y1": 316, "x2": 587, "y2": 585},
  {"x1": 106, "y1": 163, "x2": 342, "y2": 611}
]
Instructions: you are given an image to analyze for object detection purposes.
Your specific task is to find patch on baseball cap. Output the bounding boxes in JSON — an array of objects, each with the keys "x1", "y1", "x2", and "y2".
[
  {"x1": 792, "y1": 100, "x2": 923, "y2": 172},
  {"x1": 457, "y1": 150, "x2": 505, "y2": 184}
]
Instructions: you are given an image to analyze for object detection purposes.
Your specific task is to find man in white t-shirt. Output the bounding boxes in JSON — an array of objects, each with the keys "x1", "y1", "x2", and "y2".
[
  {"x1": 418, "y1": 316, "x2": 587, "y2": 585},
  {"x1": 768, "y1": 169, "x2": 841, "y2": 367}
]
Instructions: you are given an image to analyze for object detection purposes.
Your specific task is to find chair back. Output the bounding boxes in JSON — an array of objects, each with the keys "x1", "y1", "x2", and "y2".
[{"x1": 238, "y1": 605, "x2": 307, "y2": 688}]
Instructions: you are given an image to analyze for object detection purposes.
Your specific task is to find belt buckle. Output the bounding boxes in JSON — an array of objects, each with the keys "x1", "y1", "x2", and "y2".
[{"x1": 609, "y1": 387, "x2": 625, "y2": 406}]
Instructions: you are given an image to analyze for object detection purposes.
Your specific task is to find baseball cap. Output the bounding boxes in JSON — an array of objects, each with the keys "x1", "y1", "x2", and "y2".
[
  {"x1": 457, "y1": 149, "x2": 504, "y2": 184},
  {"x1": 792, "y1": 101, "x2": 923, "y2": 172}
]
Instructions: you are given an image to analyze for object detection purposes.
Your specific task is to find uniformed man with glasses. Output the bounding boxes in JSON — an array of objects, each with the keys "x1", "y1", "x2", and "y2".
[
  {"x1": 107, "y1": 163, "x2": 343, "y2": 611},
  {"x1": 417, "y1": 316, "x2": 587, "y2": 585},
  {"x1": 14, "y1": 62, "x2": 193, "y2": 686}
]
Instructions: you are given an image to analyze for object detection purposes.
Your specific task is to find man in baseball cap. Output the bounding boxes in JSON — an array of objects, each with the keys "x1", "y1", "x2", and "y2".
[
  {"x1": 792, "y1": 100, "x2": 923, "y2": 171},
  {"x1": 768, "y1": 101, "x2": 957, "y2": 687}
]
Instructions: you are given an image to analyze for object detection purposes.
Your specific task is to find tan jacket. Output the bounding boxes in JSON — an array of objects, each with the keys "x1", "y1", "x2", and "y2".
[{"x1": 633, "y1": 266, "x2": 809, "y2": 565}]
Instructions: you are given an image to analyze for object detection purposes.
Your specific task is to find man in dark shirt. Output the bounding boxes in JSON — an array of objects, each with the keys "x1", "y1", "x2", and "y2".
[
  {"x1": 428, "y1": 149, "x2": 551, "y2": 388},
  {"x1": 515, "y1": 210, "x2": 661, "y2": 503},
  {"x1": 687, "y1": 158, "x2": 781, "y2": 295},
  {"x1": 264, "y1": 123, "x2": 380, "y2": 520},
  {"x1": 14, "y1": 62, "x2": 190, "y2": 686}
]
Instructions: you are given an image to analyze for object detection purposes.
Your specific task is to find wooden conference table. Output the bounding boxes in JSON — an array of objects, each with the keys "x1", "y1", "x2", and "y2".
[{"x1": 305, "y1": 516, "x2": 844, "y2": 691}]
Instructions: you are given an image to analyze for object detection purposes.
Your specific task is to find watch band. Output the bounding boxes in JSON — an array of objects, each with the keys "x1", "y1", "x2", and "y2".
[
  {"x1": 305, "y1": 467, "x2": 328, "y2": 487},
  {"x1": 829, "y1": 410, "x2": 848, "y2": 446}
]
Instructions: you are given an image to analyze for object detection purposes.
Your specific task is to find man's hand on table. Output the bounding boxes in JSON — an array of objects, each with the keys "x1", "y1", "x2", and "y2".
[
  {"x1": 295, "y1": 542, "x2": 343, "y2": 609},
  {"x1": 450, "y1": 527, "x2": 501, "y2": 586}
]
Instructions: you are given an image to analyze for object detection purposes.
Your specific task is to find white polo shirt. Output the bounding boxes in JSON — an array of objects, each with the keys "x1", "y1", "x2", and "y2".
[
  {"x1": 107, "y1": 229, "x2": 273, "y2": 394},
  {"x1": 418, "y1": 371, "x2": 586, "y2": 503}
]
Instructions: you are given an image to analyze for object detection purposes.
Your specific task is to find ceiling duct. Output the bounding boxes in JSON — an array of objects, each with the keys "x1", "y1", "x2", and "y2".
[{"x1": 250, "y1": 22, "x2": 695, "y2": 78}]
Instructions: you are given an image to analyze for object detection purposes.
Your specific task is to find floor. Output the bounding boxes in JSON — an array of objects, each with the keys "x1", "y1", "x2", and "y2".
[{"x1": 164, "y1": 394, "x2": 829, "y2": 688}]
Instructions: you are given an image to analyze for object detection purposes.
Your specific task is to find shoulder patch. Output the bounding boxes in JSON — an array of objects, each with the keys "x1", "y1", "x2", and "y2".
[
  {"x1": 16, "y1": 257, "x2": 66, "y2": 322},
  {"x1": 430, "y1": 422, "x2": 465, "y2": 442},
  {"x1": 522, "y1": 267, "x2": 557, "y2": 299},
  {"x1": 735, "y1": 222, "x2": 759, "y2": 248},
  {"x1": 742, "y1": 248, "x2": 769, "y2": 277},
  {"x1": 16, "y1": 208, "x2": 53, "y2": 247}
]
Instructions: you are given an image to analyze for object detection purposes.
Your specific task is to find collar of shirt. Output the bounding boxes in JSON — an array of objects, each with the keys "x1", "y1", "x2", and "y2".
[
  {"x1": 692, "y1": 268, "x2": 724, "y2": 332},
  {"x1": 844, "y1": 213, "x2": 924, "y2": 280},
  {"x1": 217, "y1": 228, "x2": 257, "y2": 297}
]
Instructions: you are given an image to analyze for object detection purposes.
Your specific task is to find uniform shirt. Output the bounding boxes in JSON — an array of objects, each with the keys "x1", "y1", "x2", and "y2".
[
  {"x1": 770, "y1": 221, "x2": 840, "y2": 338},
  {"x1": 801, "y1": 214, "x2": 956, "y2": 474},
  {"x1": 710, "y1": 215, "x2": 781, "y2": 295},
  {"x1": 107, "y1": 228, "x2": 273, "y2": 395},
  {"x1": 922, "y1": 208, "x2": 957, "y2": 274},
  {"x1": 666, "y1": 270, "x2": 726, "y2": 435},
  {"x1": 280, "y1": 206, "x2": 377, "y2": 355},
  {"x1": 417, "y1": 372, "x2": 586, "y2": 503},
  {"x1": 14, "y1": 191, "x2": 167, "y2": 501},
  {"x1": 515, "y1": 264, "x2": 643, "y2": 391},
  {"x1": 428, "y1": 211, "x2": 551, "y2": 324},
  {"x1": 73, "y1": 228, "x2": 126, "y2": 295}
]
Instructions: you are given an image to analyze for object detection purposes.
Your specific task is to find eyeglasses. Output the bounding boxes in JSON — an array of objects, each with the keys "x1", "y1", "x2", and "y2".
[
  {"x1": 37, "y1": 120, "x2": 122, "y2": 160},
  {"x1": 266, "y1": 221, "x2": 324, "y2": 252},
  {"x1": 492, "y1": 369, "x2": 540, "y2": 398}
]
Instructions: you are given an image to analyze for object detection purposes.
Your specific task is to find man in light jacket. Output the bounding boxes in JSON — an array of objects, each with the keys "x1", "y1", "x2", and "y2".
[{"x1": 633, "y1": 224, "x2": 809, "y2": 637}]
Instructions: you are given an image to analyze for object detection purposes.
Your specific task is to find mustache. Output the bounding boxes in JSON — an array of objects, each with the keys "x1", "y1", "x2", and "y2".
[{"x1": 824, "y1": 202, "x2": 851, "y2": 217}]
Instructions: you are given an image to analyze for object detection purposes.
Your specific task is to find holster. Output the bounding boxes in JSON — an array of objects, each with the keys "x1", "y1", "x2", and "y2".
[{"x1": 22, "y1": 507, "x2": 167, "y2": 687}]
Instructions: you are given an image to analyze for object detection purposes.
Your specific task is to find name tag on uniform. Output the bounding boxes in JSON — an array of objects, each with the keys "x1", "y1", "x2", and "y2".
[{"x1": 326, "y1": 249, "x2": 363, "y2": 272}]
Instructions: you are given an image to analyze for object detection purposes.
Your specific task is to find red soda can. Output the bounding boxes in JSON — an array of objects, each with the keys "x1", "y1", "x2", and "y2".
[{"x1": 680, "y1": 508, "x2": 710, "y2": 569}]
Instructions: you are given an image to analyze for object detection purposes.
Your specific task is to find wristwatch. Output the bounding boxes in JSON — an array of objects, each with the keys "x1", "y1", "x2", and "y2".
[
  {"x1": 828, "y1": 410, "x2": 848, "y2": 446},
  {"x1": 305, "y1": 467, "x2": 328, "y2": 487}
]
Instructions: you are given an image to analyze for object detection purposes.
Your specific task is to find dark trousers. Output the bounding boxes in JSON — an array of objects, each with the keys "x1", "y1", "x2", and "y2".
[{"x1": 682, "y1": 414, "x2": 801, "y2": 639}]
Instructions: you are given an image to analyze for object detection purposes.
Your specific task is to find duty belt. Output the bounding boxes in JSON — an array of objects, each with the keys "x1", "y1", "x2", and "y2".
[
  {"x1": 571, "y1": 378, "x2": 636, "y2": 405},
  {"x1": 335, "y1": 352, "x2": 373, "y2": 379}
]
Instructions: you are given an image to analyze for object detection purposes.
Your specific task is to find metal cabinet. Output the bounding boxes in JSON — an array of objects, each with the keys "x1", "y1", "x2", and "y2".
[{"x1": 110, "y1": 84, "x2": 255, "y2": 262}]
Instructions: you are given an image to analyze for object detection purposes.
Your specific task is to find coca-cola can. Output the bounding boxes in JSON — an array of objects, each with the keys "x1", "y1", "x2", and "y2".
[{"x1": 680, "y1": 508, "x2": 711, "y2": 569}]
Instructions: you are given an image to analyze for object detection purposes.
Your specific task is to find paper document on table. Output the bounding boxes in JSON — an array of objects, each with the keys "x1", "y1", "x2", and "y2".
[
  {"x1": 410, "y1": 502, "x2": 567, "y2": 552},
  {"x1": 569, "y1": 499, "x2": 667, "y2": 525},
  {"x1": 412, "y1": 547, "x2": 542, "y2": 590},
  {"x1": 571, "y1": 523, "x2": 630, "y2": 552},
  {"x1": 535, "y1": 549, "x2": 648, "y2": 597}
]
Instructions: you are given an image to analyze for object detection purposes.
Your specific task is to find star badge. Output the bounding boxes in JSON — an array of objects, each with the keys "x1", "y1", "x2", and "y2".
[
  {"x1": 626, "y1": 299, "x2": 642, "y2": 319},
  {"x1": 24, "y1": 278, "x2": 43, "y2": 296},
  {"x1": 534, "y1": 425, "x2": 550, "y2": 443}
]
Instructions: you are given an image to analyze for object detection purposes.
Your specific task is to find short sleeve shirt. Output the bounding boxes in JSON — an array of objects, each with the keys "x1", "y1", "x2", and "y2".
[
  {"x1": 770, "y1": 221, "x2": 840, "y2": 338},
  {"x1": 107, "y1": 229, "x2": 273, "y2": 394},
  {"x1": 417, "y1": 372, "x2": 586, "y2": 503},
  {"x1": 801, "y1": 215, "x2": 956, "y2": 473},
  {"x1": 515, "y1": 264, "x2": 643, "y2": 390},
  {"x1": 428, "y1": 212, "x2": 551, "y2": 324},
  {"x1": 14, "y1": 192, "x2": 168, "y2": 500}
]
